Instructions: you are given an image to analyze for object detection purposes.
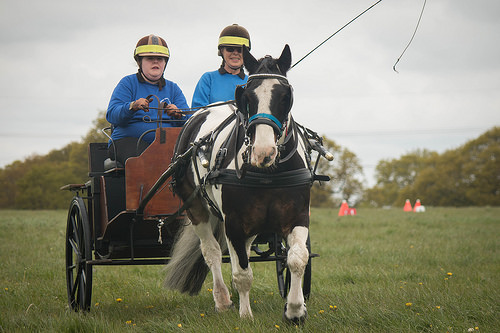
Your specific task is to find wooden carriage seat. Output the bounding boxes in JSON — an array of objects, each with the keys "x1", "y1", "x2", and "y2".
[{"x1": 125, "y1": 127, "x2": 183, "y2": 218}]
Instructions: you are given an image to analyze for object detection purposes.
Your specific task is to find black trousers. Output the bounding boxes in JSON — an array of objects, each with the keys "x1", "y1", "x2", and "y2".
[{"x1": 108, "y1": 137, "x2": 150, "y2": 166}]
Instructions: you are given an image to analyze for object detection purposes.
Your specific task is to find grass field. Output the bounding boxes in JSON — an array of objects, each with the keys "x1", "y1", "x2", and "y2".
[{"x1": 0, "y1": 207, "x2": 498, "y2": 332}]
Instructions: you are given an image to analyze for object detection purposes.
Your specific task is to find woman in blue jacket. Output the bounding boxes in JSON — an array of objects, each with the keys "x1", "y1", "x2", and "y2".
[
  {"x1": 106, "y1": 34, "x2": 189, "y2": 165},
  {"x1": 191, "y1": 24, "x2": 250, "y2": 108}
]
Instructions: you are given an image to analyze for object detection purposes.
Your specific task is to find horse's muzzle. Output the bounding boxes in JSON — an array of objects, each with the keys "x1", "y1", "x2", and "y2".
[{"x1": 251, "y1": 144, "x2": 277, "y2": 168}]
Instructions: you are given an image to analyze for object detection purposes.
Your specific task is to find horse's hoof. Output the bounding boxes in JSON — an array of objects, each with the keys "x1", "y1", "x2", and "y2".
[
  {"x1": 283, "y1": 303, "x2": 307, "y2": 325},
  {"x1": 215, "y1": 302, "x2": 234, "y2": 312}
]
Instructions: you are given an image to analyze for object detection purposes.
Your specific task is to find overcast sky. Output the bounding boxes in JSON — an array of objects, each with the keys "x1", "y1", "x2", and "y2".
[{"x1": 1, "y1": 0, "x2": 498, "y2": 186}]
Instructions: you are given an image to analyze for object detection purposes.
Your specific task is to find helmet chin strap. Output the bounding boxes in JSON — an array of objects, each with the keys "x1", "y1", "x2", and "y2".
[
  {"x1": 227, "y1": 63, "x2": 241, "y2": 70},
  {"x1": 223, "y1": 60, "x2": 242, "y2": 73},
  {"x1": 141, "y1": 71, "x2": 160, "y2": 83}
]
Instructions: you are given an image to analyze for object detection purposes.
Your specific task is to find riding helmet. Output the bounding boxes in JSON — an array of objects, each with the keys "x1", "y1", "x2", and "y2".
[
  {"x1": 134, "y1": 34, "x2": 170, "y2": 62},
  {"x1": 218, "y1": 24, "x2": 251, "y2": 55}
]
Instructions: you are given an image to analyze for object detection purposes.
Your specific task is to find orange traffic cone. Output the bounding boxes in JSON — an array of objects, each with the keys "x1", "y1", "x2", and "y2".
[
  {"x1": 403, "y1": 199, "x2": 412, "y2": 212},
  {"x1": 414, "y1": 199, "x2": 426, "y2": 212},
  {"x1": 413, "y1": 199, "x2": 421, "y2": 212},
  {"x1": 338, "y1": 200, "x2": 349, "y2": 216}
]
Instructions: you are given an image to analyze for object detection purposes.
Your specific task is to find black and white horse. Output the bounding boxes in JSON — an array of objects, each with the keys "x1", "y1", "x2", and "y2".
[{"x1": 165, "y1": 45, "x2": 312, "y2": 323}]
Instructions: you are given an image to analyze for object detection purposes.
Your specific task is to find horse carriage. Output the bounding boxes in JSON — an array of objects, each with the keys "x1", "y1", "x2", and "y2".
[{"x1": 62, "y1": 44, "x2": 332, "y2": 323}]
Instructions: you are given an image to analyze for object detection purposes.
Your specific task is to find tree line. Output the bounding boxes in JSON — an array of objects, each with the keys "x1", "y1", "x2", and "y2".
[
  {"x1": 365, "y1": 127, "x2": 500, "y2": 207},
  {"x1": 0, "y1": 113, "x2": 109, "y2": 209},
  {"x1": 0, "y1": 111, "x2": 498, "y2": 209}
]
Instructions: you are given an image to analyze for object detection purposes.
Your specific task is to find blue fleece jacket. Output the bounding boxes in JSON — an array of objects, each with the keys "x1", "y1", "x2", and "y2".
[
  {"x1": 106, "y1": 73, "x2": 189, "y2": 143},
  {"x1": 191, "y1": 69, "x2": 247, "y2": 108}
]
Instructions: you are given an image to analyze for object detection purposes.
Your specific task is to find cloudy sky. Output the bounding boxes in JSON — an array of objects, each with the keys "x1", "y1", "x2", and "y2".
[{"x1": 1, "y1": 0, "x2": 498, "y2": 186}]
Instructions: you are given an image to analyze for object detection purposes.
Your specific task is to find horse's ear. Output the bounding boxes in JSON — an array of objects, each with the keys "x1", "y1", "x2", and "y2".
[
  {"x1": 235, "y1": 85, "x2": 246, "y2": 113},
  {"x1": 243, "y1": 45, "x2": 259, "y2": 74},
  {"x1": 278, "y1": 44, "x2": 292, "y2": 74}
]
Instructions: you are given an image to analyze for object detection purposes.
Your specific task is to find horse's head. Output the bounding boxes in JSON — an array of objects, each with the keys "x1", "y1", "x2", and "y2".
[{"x1": 235, "y1": 44, "x2": 293, "y2": 168}]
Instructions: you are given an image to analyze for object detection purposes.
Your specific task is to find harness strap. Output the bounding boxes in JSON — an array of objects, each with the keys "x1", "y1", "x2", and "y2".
[
  {"x1": 192, "y1": 141, "x2": 224, "y2": 221},
  {"x1": 158, "y1": 186, "x2": 200, "y2": 226},
  {"x1": 277, "y1": 119, "x2": 299, "y2": 164},
  {"x1": 233, "y1": 111, "x2": 248, "y2": 178},
  {"x1": 206, "y1": 168, "x2": 313, "y2": 188},
  {"x1": 189, "y1": 108, "x2": 240, "y2": 222},
  {"x1": 248, "y1": 113, "x2": 283, "y2": 135},
  {"x1": 248, "y1": 73, "x2": 289, "y2": 82}
]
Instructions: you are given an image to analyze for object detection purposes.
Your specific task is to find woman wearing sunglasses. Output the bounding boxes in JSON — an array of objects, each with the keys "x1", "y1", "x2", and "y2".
[{"x1": 191, "y1": 24, "x2": 251, "y2": 108}]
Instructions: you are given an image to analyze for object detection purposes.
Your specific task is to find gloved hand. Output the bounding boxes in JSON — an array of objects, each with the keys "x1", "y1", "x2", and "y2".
[
  {"x1": 165, "y1": 104, "x2": 183, "y2": 119},
  {"x1": 130, "y1": 97, "x2": 153, "y2": 112}
]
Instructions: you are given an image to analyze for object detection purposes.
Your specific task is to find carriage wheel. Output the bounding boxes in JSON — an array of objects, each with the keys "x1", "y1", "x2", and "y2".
[
  {"x1": 65, "y1": 197, "x2": 93, "y2": 311},
  {"x1": 276, "y1": 234, "x2": 312, "y2": 300}
]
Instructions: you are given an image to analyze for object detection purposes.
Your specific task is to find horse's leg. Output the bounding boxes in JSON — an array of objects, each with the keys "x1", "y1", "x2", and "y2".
[
  {"x1": 192, "y1": 215, "x2": 233, "y2": 311},
  {"x1": 284, "y1": 226, "x2": 309, "y2": 324},
  {"x1": 226, "y1": 235, "x2": 257, "y2": 319}
]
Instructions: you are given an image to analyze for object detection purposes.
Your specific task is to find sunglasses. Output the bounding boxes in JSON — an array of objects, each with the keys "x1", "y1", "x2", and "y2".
[{"x1": 225, "y1": 46, "x2": 242, "y2": 53}]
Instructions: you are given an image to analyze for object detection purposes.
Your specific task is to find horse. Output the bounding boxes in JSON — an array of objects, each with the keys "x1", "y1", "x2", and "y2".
[{"x1": 164, "y1": 44, "x2": 313, "y2": 324}]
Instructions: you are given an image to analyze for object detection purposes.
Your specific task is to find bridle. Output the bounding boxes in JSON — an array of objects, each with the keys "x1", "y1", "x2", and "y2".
[
  {"x1": 235, "y1": 73, "x2": 295, "y2": 170},
  {"x1": 236, "y1": 73, "x2": 294, "y2": 141}
]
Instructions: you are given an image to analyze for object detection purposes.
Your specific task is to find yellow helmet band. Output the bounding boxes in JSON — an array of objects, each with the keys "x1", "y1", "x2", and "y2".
[
  {"x1": 218, "y1": 36, "x2": 250, "y2": 47},
  {"x1": 135, "y1": 45, "x2": 170, "y2": 57}
]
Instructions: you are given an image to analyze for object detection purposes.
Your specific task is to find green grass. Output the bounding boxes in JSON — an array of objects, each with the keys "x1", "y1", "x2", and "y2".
[{"x1": 0, "y1": 208, "x2": 499, "y2": 332}]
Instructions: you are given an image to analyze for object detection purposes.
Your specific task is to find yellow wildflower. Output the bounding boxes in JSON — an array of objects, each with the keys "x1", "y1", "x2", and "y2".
[
  {"x1": 177, "y1": 323, "x2": 182, "y2": 328},
  {"x1": 116, "y1": 298, "x2": 123, "y2": 302},
  {"x1": 405, "y1": 302, "x2": 412, "y2": 307}
]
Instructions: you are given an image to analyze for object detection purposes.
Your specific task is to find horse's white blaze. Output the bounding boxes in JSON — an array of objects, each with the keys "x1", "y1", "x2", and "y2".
[
  {"x1": 285, "y1": 226, "x2": 309, "y2": 320},
  {"x1": 251, "y1": 79, "x2": 279, "y2": 167}
]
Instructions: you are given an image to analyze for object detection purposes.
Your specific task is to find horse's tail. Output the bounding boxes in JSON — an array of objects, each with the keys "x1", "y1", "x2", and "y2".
[{"x1": 164, "y1": 216, "x2": 226, "y2": 295}]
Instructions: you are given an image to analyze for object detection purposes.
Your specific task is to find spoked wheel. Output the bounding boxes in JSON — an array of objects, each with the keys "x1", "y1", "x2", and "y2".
[
  {"x1": 66, "y1": 197, "x2": 93, "y2": 311},
  {"x1": 276, "y1": 234, "x2": 312, "y2": 300}
]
